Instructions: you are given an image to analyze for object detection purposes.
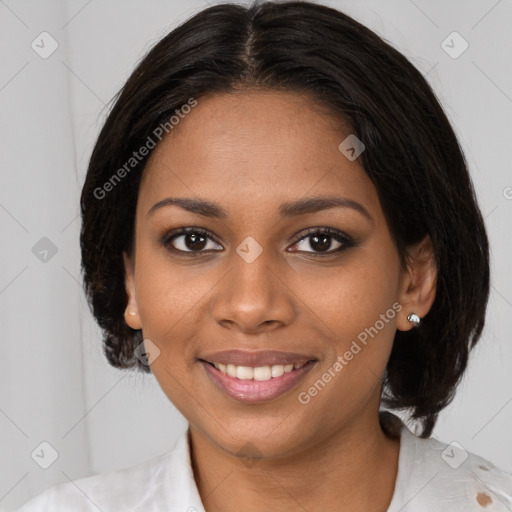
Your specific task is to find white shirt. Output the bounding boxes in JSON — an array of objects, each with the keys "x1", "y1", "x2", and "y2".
[{"x1": 14, "y1": 413, "x2": 512, "y2": 511}]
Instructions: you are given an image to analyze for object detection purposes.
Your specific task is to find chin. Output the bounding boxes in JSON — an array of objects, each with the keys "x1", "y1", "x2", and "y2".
[{"x1": 203, "y1": 418, "x2": 312, "y2": 461}]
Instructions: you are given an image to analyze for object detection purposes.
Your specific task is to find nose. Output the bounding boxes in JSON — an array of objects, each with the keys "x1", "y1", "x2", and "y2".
[{"x1": 210, "y1": 252, "x2": 296, "y2": 334}]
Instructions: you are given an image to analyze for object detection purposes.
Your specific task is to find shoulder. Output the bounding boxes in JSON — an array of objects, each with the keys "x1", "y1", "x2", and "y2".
[
  {"x1": 15, "y1": 430, "x2": 192, "y2": 511},
  {"x1": 389, "y1": 416, "x2": 512, "y2": 511}
]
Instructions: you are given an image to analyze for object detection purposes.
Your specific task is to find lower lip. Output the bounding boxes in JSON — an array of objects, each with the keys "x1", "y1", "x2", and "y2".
[{"x1": 199, "y1": 360, "x2": 316, "y2": 403}]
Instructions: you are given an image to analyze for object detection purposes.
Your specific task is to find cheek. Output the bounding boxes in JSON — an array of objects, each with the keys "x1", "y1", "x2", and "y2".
[
  {"x1": 133, "y1": 252, "x2": 207, "y2": 414},
  {"x1": 298, "y1": 244, "x2": 401, "y2": 384},
  {"x1": 133, "y1": 247, "x2": 207, "y2": 365},
  {"x1": 299, "y1": 246, "x2": 400, "y2": 337},
  {"x1": 295, "y1": 274, "x2": 398, "y2": 421}
]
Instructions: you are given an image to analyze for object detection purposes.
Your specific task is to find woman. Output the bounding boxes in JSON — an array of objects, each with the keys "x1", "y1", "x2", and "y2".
[{"x1": 17, "y1": 1, "x2": 512, "y2": 510}]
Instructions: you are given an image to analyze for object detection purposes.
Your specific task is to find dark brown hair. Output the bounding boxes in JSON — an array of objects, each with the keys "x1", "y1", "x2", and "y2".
[{"x1": 80, "y1": 0, "x2": 490, "y2": 437}]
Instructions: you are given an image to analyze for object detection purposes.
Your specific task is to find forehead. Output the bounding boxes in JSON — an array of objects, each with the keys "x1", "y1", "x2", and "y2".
[{"x1": 138, "y1": 90, "x2": 379, "y2": 220}]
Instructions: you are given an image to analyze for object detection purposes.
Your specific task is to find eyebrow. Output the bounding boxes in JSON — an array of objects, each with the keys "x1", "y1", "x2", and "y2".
[{"x1": 147, "y1": 195, "x2": 373, "y2": 223}]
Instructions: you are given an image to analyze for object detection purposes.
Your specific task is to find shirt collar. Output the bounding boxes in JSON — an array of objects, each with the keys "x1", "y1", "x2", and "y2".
[{"x1": 165, "y1": 426, "x2": 206, "y2": 512}]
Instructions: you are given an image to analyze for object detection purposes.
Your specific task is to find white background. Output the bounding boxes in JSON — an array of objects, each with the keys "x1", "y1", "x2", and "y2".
[{"x1": 1, "y1": 0, "x2": 511, "y2": 509}]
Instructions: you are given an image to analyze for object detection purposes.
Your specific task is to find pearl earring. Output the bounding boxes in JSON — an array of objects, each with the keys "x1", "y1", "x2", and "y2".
[{"x1": 407, "y1": 313, "x2": 421, "y2": 327}]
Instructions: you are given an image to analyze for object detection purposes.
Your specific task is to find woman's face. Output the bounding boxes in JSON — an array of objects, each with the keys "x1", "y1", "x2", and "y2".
[{"x1": 124, "y1": 90, "x2": 425, "y2": 458}]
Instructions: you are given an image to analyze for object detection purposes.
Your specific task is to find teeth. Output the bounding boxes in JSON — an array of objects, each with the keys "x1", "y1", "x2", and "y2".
[
  {"x1": 254, "y1": 366, "x2": 271, "y2": 381},
  {"x1": 271, "y1": 365, "x2": 284, "y2": 378},
  {"x1": 211, "y1": 362, "x2": 307, "y2": 381},
  {"x1": 236, "y1": 366, "x2": 253, "y2": 379}
]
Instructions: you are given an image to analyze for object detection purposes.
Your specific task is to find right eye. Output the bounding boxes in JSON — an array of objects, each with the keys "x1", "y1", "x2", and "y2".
[{"x1": 162, "y1": 227, "x2": 223, "y2": 255}]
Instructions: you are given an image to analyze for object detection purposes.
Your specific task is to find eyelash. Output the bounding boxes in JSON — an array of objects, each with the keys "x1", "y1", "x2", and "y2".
[{"x1": 160, "y1": 226, "x2": 355, "y2": 257}]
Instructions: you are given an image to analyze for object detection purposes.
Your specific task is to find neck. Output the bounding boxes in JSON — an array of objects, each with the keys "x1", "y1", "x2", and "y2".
[{"x1": 189, "y1": 410, "x2": 401, "y2": 512}]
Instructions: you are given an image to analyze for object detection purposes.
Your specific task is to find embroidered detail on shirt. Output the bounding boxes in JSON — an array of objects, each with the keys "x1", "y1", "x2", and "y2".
[{"x1": 476, "y1": 492, "x2": 493, "y2": 507}]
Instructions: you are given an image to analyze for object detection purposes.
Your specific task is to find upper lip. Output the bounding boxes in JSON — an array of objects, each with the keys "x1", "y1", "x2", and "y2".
[{"x1": 199, "y1": 349, "x2": 317, "y2": 367}]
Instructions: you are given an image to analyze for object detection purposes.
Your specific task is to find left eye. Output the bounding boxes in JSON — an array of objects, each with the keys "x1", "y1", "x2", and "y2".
[{"x1": 289, "y1": 228, "x2": 351, "y2": 254}]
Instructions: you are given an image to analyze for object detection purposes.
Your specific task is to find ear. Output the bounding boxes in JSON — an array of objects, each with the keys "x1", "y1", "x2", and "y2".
[
  {"x1": 123, "y1": 252, "x2": 142, "y2": 330},
  {"x1": 396, "y1": 234, "x2": 437, "y2": 332}
]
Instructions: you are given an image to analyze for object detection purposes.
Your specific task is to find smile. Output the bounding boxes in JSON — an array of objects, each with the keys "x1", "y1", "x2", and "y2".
[{"x1": 199, "y1": 359, "x2": 316, "y2": 403}]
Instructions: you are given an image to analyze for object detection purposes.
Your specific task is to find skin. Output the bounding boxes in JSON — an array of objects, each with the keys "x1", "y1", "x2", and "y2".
[{"x1": 123, "y1": 90, "x2": 437, "y2": 512}]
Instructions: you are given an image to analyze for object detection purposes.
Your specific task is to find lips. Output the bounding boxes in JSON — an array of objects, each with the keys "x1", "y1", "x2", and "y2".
[{"x1": 197, "y1": 349, "x2": 318, "y2": 403}]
